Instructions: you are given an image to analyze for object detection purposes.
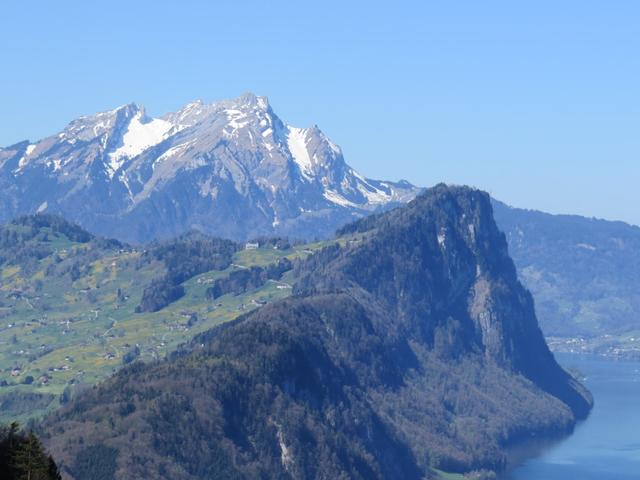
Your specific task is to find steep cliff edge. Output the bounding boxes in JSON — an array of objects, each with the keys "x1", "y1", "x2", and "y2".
[{"x1": 317, "y1": 184, "x2": 592, "y2": 418}]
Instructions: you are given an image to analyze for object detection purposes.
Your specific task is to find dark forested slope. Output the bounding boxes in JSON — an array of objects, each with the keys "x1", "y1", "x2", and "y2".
[{"x1": 40, "y1": 185, "x2": 592, "y2": 480}]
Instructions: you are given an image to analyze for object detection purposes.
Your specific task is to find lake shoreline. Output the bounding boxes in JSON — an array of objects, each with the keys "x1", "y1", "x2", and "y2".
[
  {"x1": 503, "y1": 353, "x2": 640, "y2": 479},
  {"x1": 548, "y1": 336, "x2": 640, "y2": 361}
]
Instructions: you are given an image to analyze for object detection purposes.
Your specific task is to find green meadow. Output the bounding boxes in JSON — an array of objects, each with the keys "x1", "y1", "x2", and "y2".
[{"x1": 0, "y1": 224, "x2": 327, "y2": 422}]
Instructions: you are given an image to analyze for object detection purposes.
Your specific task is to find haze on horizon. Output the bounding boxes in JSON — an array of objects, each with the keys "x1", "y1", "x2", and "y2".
[{"x1": 1, "y1": 1, "x2": 638, "y2": 225}]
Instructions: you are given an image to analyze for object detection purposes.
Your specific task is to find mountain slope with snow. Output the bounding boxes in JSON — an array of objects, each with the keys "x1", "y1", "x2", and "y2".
[{"x1": 0, "y1": 93, "x2": 419, "y2": 242}]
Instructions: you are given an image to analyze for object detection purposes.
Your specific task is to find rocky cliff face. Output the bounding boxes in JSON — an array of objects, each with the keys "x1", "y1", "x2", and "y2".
[
  {"x1": 305, "y1": 185, "x2": 592, "y2": 417},
  {"x1": 0, "y1": 94, "x2": 418, "y2": 242},
  {"x1": 40, "y1": 185, "x2": 592, "y2": 480}
]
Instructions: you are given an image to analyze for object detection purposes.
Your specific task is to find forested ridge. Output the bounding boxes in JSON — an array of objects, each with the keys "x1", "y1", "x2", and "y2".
[
  {"x1": 206, "y1": 257, "x2": 292, "y2": 300},
  {"x1": 136, "y1": 232, "x2": 238, "y2": 312}
]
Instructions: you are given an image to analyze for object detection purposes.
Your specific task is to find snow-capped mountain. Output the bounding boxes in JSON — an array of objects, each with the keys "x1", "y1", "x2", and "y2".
[{"x1": 0, "y1": 93, "x2": 419, "y2": 242}]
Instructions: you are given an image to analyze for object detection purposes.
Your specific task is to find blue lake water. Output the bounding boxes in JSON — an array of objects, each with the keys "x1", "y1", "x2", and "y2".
[{"x1": 505, "y1": 353, "x2": 640, "y2": 479}]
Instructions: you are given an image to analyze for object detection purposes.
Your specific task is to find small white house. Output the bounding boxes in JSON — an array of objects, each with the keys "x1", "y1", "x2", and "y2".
[{"x1": 245, "y1": 242, "x2": 259, "y2": 250}]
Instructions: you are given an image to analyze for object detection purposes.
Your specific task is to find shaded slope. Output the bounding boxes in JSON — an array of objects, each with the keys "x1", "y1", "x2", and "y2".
[{"x1": 325, "y1": 185, "x2": 592, "y2": 417}]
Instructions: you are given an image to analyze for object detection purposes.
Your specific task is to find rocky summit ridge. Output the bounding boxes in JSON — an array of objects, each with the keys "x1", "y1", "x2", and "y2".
[{"x1": 0, "y1": 93, "x2": 419, "y2": 242}]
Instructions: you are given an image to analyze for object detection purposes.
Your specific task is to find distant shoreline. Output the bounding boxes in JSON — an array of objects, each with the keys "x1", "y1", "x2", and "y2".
[{"x1": 547, "y1": 335, "x2": 640, "y2": 361}]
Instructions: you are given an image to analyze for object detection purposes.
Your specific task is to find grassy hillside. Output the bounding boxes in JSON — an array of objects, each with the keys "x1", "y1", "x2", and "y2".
[{"x1": 0, "y1": 216, "x2": 323, "y2": 422}]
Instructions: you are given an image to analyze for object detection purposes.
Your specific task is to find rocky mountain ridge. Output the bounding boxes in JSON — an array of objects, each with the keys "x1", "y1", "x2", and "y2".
[{"x1": 0, "y1": 93, "x2": 418, "y2": 242}]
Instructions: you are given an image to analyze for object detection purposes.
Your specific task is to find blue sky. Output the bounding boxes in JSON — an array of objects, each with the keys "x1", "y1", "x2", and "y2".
[{"x1": 1, "y1": 1, "x2": 638, "y2": 224}]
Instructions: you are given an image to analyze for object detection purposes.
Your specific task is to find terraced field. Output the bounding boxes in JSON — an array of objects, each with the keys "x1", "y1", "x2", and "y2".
[{"x1": 0, "y1": 218, "x2": 328, "y2": 422}]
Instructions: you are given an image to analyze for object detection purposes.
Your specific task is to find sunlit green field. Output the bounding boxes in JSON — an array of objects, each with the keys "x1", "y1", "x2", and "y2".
[{"x1": 0, "y1": 229, "x2": 327, "y2": 422}]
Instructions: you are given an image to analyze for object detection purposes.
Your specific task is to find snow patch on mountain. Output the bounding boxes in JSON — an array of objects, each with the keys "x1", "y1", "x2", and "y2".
[
  {"x1": 323, "y1": 189, "x2": 357, "y2": 207},
  {"x1": 16, "y1": 144, "x2": 37, "y2": 171},
  {"x1": 357, "y1": 183, "x2": 392, "y2": 204},
  {"x1": 351, "y1": 171, "x2": 393, "y2": 204},
  {"x1": 152, "y1": 141, "x2": 195, "y2": 170},
  {"x1": 108, "y1": 112, "x2": 173, "y2": 176},
  {"x1": 286, "y1": 127, "x2": 314, "y2": 180},
  {"x1": 225, "y1": 109, "x2": 250, "y2": 132},
  {"x1": 48, "y1": 159, "x2": 63, "y2": 172}
]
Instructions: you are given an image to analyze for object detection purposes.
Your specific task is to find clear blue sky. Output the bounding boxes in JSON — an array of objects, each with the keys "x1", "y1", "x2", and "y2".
[{"x1": 1, "y1": 1, "x2": 638, "y2": 224}]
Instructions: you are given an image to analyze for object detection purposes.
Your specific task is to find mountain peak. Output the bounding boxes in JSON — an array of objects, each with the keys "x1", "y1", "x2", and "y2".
[
  {"x1": 233, "y1": 91, "x2": 269, "y2": 110},
  {"x1": 59, "y1": 102, "x2": 143, "y2": 142},
  {"x1": 113, "y1": 102, "x2": 142, "y2": 115}
]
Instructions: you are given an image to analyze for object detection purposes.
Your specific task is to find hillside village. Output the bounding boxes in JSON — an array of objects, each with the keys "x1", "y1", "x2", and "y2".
[{"x1": 0, "y1": 218, "x2": 329, "y2": 422}]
